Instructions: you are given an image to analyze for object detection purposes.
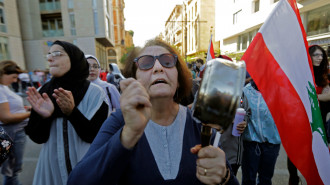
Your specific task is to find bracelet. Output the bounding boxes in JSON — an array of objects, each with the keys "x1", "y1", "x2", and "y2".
[{"x1": 219, "y1": 166, "x2": 230, "y2": 185}]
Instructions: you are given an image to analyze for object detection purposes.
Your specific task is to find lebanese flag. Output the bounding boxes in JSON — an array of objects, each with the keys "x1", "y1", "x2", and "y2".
[
  {"x1": 241, "y1": 0, "x2": 330, "y2": 184},
  {"x1": 206, "y1": 35, "x2": 215, "y2": 62}
]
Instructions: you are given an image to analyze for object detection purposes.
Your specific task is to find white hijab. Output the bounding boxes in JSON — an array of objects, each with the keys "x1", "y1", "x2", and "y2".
[{"x1": 85, "y1": 55, "x2": 112, "y2": 89}]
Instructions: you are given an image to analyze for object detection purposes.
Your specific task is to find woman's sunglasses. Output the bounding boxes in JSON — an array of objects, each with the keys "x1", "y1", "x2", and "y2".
[{"x1": 134, "y1": 53, "x2": 177, "y2": 70}]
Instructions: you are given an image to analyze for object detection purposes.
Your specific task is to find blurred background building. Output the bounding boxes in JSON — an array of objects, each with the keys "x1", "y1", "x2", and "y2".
[
  {"x1": 0, "y1": 0, "x2": 328, "y2": 70},
  {"x1": 0, "y1": 0, "x2": 25, "y2": 68},
  {"x1": 164, "y1": 0, "x2": 215, "y2": 61},
  {"x1": 0, "y1": 0, "x2": 133, "y2": 71},
  {"x1": 164, "y1": 0, "x2": 329, "y2": 61},
  {"x1": 215, "y1": 0, "x2": 330, "y2": 59}
]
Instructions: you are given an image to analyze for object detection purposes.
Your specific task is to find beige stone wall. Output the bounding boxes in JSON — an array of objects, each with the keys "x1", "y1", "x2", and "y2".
[
  {"x1": 8, "y1": 37, "x2": 25, "y2": 69},
  {"x1": 23, "y1": 40, "x2": 48, "y2": 71},
  {"x1": 1, "y1": 0, "x2": 26, "y2": 68}
]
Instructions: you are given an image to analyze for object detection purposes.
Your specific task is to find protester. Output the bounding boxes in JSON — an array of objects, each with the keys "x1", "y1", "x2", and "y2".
[
  {"x1": 286, "y1": 45, "x2": 330, "y2": 185},
  {"x1": 25, "y1": 40, "x2": 109, "y2": 185},
  {"x1": 187, "y1": 63, "x2": 196, "y2": 79},
  {"x1": 309, "y1": 45, "x2": 330, "y2": 137},
  {"x1": 18, "y1": 70, "x2": 31, "y2": 92},
  {"x1": 86, "y1": 54, "x2": 120, "y2": 112},
  {"x1": 217, "y1": 54, "x2": 247, "y2": 176},
  {"x1": 68, "y1": 38, "x2": 239, "y2": 185},
  {"x1": 106, "y1": 64, "x2": 115, "y2": 85},
  {"x1": 195, "y1": 58, "x2": 205, "y2": 78},
  {"x1": 0, "y1": 60, "x2": 31, "y2": 185},
  {"x1": 30, "y1": 70, "x2": 40, "y2": 88},
  {"x1": 99, "y1": 68, "x2": 107, "y2": 81},
  {"x1": 241, "y1": 80, "x2": 281, "y2": 185}
]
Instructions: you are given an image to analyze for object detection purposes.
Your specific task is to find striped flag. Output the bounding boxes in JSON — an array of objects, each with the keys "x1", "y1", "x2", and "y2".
[
  {"x1": 241, "y1": 0, "x2": 330, "y2": 184},
  {"x1": 206, "y1": 35, "x2": 215, "y2": 62}
]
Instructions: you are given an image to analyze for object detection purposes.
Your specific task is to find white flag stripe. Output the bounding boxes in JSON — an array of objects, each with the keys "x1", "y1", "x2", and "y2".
[{"x1": 260, "y1": 0, "x2": 314, "y2": 122}]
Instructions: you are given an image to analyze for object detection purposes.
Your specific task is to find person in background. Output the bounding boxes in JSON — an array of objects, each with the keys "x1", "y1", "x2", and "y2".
[
  {"x1": 35, "y1": 69, "x2": 45, "y2": 86},
  {"x1": 11, "y1": 81, "x2": 19, "y2": 93},
  {"x1": 18, "y1": 70, "x2": 31, "y2": 93},
  {"x1": 99, "y1": 68, "x2": 108, "y2": 81},
  {"x1": 0, "y1": 60, "x2": 31, "y2": 185},
  {"x1": 68, "y1": 38, "x2": 239, "y2": 185},
  {"x1": 286, "y1": 45, "x2": 330, "y2": 185},
  {"x1": 187, "y1": 63, "x2": 196, "y2": 79},
  {"x1": 195, "y1": 58, "x2": 205, "y2": 78},
  {"x1": 86, "y1": 55, "x2": 120, "y2": 112},
  {"x1": 241, "y1": 80, "x2": 281, "y2": 185},
  {"x1": 25, "y1": 40, "x2": 109, "y2": 185},
  {"x1": 30, "y1": 70, "x2": 40, "y2": 89},
  {"x1": 217, "y1": 55, "x2": 247, "y2": 176},
  {"x1": 309, "y1": 45, "x2": 330, "y2": 135},
  {"x1": 106, "y1": 64, "x2": 115, "y2": 85}
]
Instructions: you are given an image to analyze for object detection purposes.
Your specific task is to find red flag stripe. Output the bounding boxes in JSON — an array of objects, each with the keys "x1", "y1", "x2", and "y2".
[{"x1": 242, "y1": 33, "x2": 323, "y2": 185}]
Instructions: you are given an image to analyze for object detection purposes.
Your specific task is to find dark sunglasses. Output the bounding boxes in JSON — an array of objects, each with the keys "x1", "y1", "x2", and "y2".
[{"x1": 134, "y1": 53, "x2": 177, "y2": 70}]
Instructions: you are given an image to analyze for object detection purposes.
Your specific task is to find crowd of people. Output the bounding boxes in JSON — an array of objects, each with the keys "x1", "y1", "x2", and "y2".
[{"x1": 0, "y1": 38, "x2": 328, "y2": 185}]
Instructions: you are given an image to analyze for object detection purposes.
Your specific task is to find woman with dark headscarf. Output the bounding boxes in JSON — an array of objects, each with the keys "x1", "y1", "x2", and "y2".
[{"x1": 25, "y1": 40, "x2": 109, "y2": 185}]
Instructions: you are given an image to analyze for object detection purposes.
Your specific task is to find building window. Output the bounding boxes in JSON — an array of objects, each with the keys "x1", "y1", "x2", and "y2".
[
  {"x1": 233, "y1": 10, "x2": 242, "y2": 24},
  {"x1": 68, "y1": 0, "x2": 74, "y2": 9},
  {"x1": 0, "y1": 37, "x2": 9, "y2": 60},
  {"x1": 108, "y1": 49, "x2": 116, "y2": 56},
  {"x1": 237, "y1": 29, "x2": 258, "y2": 51},
  {"x1": 253, "y1": 0, "x2": 260, "y2": 13},
  {"x1": 0, "y1": 7, "x2": 6, "y2": 32},
  {"x1": 41, "y1": 16, "x2": 64, "y2": 37},
  {"x1": 69, "y1": 12, "x2": 76, "y2": 35},
  {"x1": 306, "y1": 4, "x2": 330, "y2": 36}
]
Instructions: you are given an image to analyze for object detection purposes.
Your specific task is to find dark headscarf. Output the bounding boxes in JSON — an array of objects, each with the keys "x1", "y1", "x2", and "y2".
[{"x1": 39, "y1": 40, "x2": 90, "y2": 117}]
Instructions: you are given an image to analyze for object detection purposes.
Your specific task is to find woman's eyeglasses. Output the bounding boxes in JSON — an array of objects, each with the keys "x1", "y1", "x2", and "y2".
[
  {"x1": 47, "y1": 51, "x2": 65, "y2": 59},
  {"x1": 134, "y1": 53, "x2": 177, "y2": 70},
  {"x1": 89, "y1": 64, "x2": 100, "y2": 70},
  {"x1": 312, "y1": 53, "x2": 323, "y2": 58}
]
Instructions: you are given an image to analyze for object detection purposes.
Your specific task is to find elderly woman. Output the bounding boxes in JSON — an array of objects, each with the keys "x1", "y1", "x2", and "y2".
[
  {"x1": 0, "y1": 60, "x2": 30, "y2": 185},
  {"x1": 85, "y1": 54, "x2": 120, "y2": 112},
  {"x1": 25, "y1": 40, "x2": 109, "y2": 185},
  {"x1": 68, "y1": 39, "x2": 239, "y2": 185}
]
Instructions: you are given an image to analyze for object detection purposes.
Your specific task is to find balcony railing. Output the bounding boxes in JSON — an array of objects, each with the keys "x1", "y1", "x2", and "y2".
[
  {"x1": 40, "y1": 2, "x2": 61, "y2": 12},
  {"x1": 42, "y1": 29, "x2": 64, "y2": 37}
]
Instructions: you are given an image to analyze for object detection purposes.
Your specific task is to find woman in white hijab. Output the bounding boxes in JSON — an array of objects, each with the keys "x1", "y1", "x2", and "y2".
[{"x1": 86, "y1": 55, "x2": 120, "y2": 111}]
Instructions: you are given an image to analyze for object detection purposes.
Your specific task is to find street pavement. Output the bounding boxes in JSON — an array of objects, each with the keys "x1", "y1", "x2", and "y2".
[{"x1": 0, "y1": 93, "x2": 307, "y2": 184}]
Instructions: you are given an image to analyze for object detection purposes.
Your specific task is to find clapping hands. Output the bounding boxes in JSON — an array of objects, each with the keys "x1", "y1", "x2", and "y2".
[
  {"x1": 26, "y1": 87, "x2": 54, "y2": 118},
  {"x1": 26, "y1": 87, "x2": 75, "y2": 118}
]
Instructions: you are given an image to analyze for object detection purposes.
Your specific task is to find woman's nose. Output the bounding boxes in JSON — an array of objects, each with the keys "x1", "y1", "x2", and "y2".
[{"x1": 152, "y1": 59, "x2": 164, "y2": 72}]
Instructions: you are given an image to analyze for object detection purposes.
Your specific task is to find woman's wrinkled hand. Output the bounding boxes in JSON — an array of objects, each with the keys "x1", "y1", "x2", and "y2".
[
  {"x1": 191, "y1": 145, "x2": 227, "y2": 185},
  {"x1": 119, "y1": 78, "x2": 152, "y2": 149},
  {"x1": 52, "y1": 88, "x2": 75, "y2": 116},
  {"x1": 26, "y1": 87, "x2": 54, "y2": 118}
]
